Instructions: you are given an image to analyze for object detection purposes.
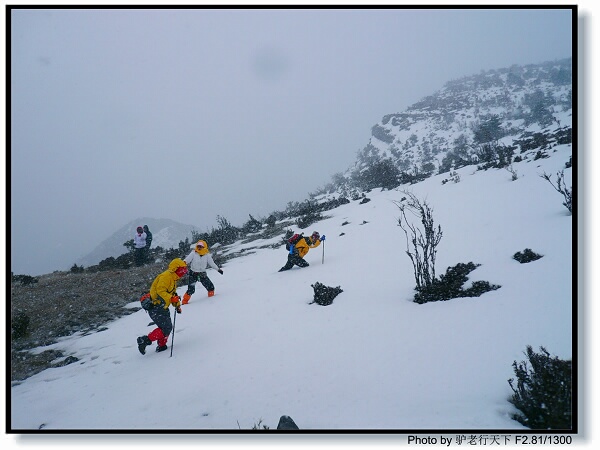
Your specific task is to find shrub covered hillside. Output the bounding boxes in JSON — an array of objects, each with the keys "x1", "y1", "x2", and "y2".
[{"x1": 11, "y1": 142, "x2": 572, "y2": 431}]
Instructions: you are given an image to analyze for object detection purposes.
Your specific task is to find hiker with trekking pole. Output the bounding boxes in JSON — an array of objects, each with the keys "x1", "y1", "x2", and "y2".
[
  {"x1": 278, "y1": 231, "x2": 325, "y2": 272},
  {"x1": 136, "y1": 258, "x2": 188, "y2": 355}
]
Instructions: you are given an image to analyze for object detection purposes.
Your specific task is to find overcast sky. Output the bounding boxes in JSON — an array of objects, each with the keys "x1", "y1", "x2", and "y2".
[{"x1": 10, "y1": 6, "x2": 573, "y2": 275}]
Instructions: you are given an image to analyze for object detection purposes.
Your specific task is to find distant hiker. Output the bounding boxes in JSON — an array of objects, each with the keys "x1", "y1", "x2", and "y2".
[
  {"x1": 278, "y1": 231, "x2": 324, "y2": 272},
  {"x1": 143, "y1": 225, "x2": 153, "y2": 263},
  {"x1": 137, "y1": 258, "x2": 187, "y2": 355},
  {"x1": 133, "y1": 226, "x2": 147, "y2": 267},
  {"x1": 182, "y1": 240, "x2": 223, "y2": 304}
]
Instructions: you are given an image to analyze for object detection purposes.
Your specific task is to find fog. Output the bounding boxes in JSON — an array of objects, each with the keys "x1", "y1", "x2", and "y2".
[{"x1": 9, "y1": 6, "x2": 573, "y2": 275}]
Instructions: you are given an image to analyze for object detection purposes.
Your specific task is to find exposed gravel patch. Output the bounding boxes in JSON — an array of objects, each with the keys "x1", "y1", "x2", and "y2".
[{"x1": 10, "y1": 262, "x2": 164, "y2": 384}]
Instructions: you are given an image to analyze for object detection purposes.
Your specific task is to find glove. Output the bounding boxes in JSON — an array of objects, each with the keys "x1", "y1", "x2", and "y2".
[
  {"x1": 170, "y1": 295, "x2": 181, "y2": 308},
  {"x1": 176, "y1": 306, "x2": 182, "y2": 314},
  {"x1": 218, "y1": 269, "x2": 224, "y2": 275},
  {"x1": 320, "y1": 235, "x2": 326, "y2": 241}
]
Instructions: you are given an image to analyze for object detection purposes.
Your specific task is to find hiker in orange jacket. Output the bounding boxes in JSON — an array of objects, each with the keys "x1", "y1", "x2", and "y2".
[
  {"x1": 278, "y1": 231, "x2": 324, "y2": 272},
  {"x1": 137, "y1": 258, "x2": 188, "y2": 355}
]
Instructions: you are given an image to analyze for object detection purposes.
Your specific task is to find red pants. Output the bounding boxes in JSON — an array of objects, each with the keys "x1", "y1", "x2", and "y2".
[
  {"x1": 147, "y1": 307, "x2": 173, "y2": 347},
  {"x1": 148, "y1": 327, "x2": 168, "y2": 347}
]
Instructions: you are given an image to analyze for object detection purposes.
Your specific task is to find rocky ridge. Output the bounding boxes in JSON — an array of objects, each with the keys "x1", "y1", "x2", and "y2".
[{"x1": 10, "y1": 262, "x2": 162, "y2": 384}]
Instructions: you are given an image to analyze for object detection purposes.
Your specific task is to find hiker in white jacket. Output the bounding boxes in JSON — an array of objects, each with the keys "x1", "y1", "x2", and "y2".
[
  {"x1": 182, "y1": 240, "x2": 223, "y2": 303},
  {"x1": 133, "y1": 226, "x2": 147, "y2": 266}
]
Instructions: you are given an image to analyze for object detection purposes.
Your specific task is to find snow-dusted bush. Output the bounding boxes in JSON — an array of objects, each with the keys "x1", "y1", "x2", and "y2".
[
  {"x1": 11, "y1": 274, "x2": 39, "y2": 286},
  {"x1": 475, "y1": 143, "x2": 516, "y2": 170},
  {"x1": 522, "y1": 89, "x2": 556, "y2": 128},
  {"x1": 70, "y1": 264, "x2": 85, "y2": 274},
  {"x1": 441, "y1": 170, "x2": 461, "y2": 185},
  {"x1": 412, "y1": 262, "x2": 500, "y2": 304},
  {"x1": 513, "y1": 248, "x2": 543, "y2": 264},
  {"x1": 508, "y1": 346, "x2": 572, "y2": 430},
  {"x1": 241, "y1": 214, "x2": 262, "y2": 234},
  {"x1": 12, "y1": 312, "x2": 30, "y2": 339},
  {"x1": 353, "y1": 158, "x2": 402, "y2": 191},
  {"x1": 265, "y1": 214, "x2": 277, "y2": 228},
  {"x1": 296, "y1": 209, "x2": 323, "y2": 229},
  {"x1": 472, "y1": 114, "x2": 504, "y2": 144},
  {"x1": 310, "y1": 282, "x2": 343, "y2": 306},
  {"x1": 95, "y1": 253, "x2": 133, "y2": 271},
  {"x1": 371, "y1": 123, "x2": 395, "y2": 144}
]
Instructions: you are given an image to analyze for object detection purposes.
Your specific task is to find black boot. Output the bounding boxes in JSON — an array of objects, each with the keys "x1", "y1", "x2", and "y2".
[
  {"x1": 155, "y1": 344, "x2": 168, "y2": 353},
  {"x1": 137, "y1": 335, "x2": 152, "y2": 355}
]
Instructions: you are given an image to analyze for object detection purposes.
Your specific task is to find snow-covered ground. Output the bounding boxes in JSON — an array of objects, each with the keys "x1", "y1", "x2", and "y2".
[{"x1": 9, "y1": 144, "x2": 573, "y2": 435}]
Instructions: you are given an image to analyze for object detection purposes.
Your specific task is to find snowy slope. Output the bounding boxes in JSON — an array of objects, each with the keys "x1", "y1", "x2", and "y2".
[{"x1": 10, "y1": 144, "x2": 573, "y2": 431}]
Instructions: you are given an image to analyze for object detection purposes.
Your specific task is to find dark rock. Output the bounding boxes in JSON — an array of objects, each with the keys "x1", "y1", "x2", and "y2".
[{"x1": 277, "y1": 415, "x2": 299, "y2": 430}]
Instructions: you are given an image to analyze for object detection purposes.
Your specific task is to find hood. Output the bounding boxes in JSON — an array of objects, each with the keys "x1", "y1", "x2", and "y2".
[
  {"x1": 194, "y1": 240, "x2": 209, "y2": 256},
  {"x1": 168, "y1": 258, "x2": 187, "y2": 276}
]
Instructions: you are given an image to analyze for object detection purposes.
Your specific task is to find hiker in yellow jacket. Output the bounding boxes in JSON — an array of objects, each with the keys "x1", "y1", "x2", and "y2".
[
  {"x1": 137, "y1": 258, "x2": 188, "y2": 354},
  {"x1": 279, "y1": 231, "x2": 324, "y2": 272}
]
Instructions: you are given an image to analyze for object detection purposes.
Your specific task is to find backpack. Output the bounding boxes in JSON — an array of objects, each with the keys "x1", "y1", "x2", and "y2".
[
  {"x1": 140, "y1": 292, "x2": 153, "y2": 311},
  {"x1": 285, "y1": 233, "x2": 303, "y2": 251}
]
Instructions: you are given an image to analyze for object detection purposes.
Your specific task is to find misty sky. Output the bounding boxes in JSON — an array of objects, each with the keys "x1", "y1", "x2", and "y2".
[{"x1": 10, "y1": 6, "x2": 573, "y2": 275}]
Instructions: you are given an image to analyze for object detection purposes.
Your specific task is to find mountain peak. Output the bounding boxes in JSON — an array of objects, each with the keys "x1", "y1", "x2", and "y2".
[
  {"x1": 77, "y1": 218, "x2": 201, "y2": 268},
  {"x1": 338, "y1": 58, "x2": 572, "y2": 193}
]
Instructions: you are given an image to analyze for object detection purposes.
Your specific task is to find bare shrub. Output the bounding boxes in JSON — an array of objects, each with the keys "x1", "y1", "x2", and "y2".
[
  {"x1": 395, "y1": 192, "x2": 443, "y2": 290},
  {"x1": 540, "y1": 170, "x2": 572, "y2": 214}
]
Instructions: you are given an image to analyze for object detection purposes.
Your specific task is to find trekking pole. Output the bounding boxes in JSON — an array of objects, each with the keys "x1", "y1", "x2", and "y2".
[
  {"x1": 170, "y1": 306, "x2": 177, "y2": 357},
  {"x1": 322, "y1": 240, "x2": 325, "y2": 264}
]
